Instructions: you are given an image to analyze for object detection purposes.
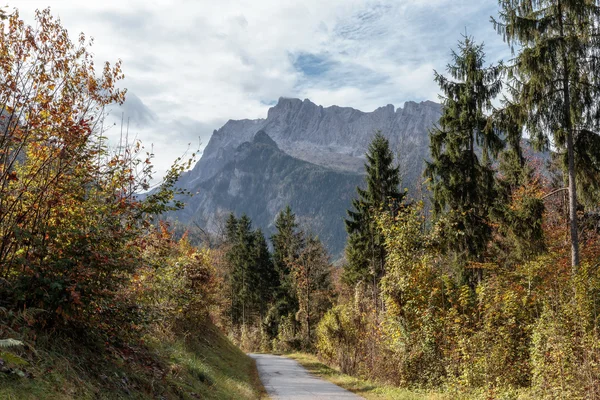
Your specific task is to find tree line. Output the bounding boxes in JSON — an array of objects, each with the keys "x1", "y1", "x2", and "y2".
[{"x1": 215, "y1": 209, "x2": 333, "y2": 351}]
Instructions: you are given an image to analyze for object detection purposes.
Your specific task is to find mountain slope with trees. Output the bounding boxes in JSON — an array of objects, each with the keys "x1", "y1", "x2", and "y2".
[
  {"x1": 170, "y1": 99, "x2": 442, "y2": 256},
  {"x1": 173, "y1": 131, "x2": 365, "y2": 255}
]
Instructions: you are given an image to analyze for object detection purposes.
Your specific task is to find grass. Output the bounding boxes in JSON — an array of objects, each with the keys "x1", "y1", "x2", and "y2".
[
  {"x1": 148, "y1": 322, "x2": 268, "y2": 400},
  {"x1": 0, "y1": 322, "x2": 267, "y2": 400},
  {"x1": 286, "y1": 352, "x2": 448, "y2": 400}
]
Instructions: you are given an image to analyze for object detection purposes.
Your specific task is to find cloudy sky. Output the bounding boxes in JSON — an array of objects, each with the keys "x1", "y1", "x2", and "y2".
[{"x1": 15, "y1": 0, "x2": 511, "y2": 177}]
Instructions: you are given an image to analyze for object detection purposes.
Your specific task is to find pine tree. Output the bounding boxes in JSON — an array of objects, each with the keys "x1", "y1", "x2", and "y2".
[
  {"x1": 225, "y1": 213, "x2": 238, "y2": 243},
  {"x1": 344, "y1": 132, "x2": 404, "y2": 289},
  {"x1": 225, "y1": 214, "x2": 258, "y2": 327},
  {"x1": 223, "y1": 213, "x2": 239, "y2": 327},
  {"x1": 492, "y1": 144, "x2": 546, "y2": 263},
  {"x1": 491, "y1": 103, "x2": 546, "y2": 263},
  {"x1": 493, "y1": 0, "x2": 600, "y2": 271},
  {"x1": 424, "y1": 36, "x2": 503, "y2": 279},
  {"x1": 252, "y1": 229, "x2": 277, "y2": 321},
  {"x1": 267, "y1": 206, "x2": 302, "y2": 338},
  {"x1": 272, "y1": 206, "x2": 301, "y2": 282}
]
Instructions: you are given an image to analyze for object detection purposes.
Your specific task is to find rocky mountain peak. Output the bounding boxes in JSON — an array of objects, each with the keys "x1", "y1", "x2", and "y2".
[
  {"x1": 252, "y1": 130, "x2": 279, "y2": 149},
  {"x1": 180, "y1": 97, "x2": 442, "y2": 189},
  {"x1": 375, "y1": 104, "x2": 395, "y2": 115},
  {"x1": 171, "y1": 98, "x2": 442, "y2": 255}
]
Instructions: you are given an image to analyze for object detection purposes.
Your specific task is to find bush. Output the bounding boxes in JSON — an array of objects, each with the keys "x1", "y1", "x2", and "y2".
[
  {"x1": 316, "y1": 303, "x2": 363, "y2": 375},
  {"x1": 133, "y1": 224, "x2": 217, "y2": 330},
  {"x1": 530, "y1": 263, "x2": 600, "y2": 399}
]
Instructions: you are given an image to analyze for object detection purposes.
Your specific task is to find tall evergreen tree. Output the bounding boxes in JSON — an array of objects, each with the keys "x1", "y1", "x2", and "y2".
[
  {"x1": 267, "y1": 206, "x2": 302, "y2": 338},
  {"x1": 223, "y1": 213, "x2": 238, "y2": 327},
  {"x1": 225, "y1": 214, "x2": 275, "y2": 327},
  {"x1": 344, "y1": 132, "x2": 404, "y2": 288},
  {"x1": 491, "y1": 102, "x2": 545, "y2": 262},
  {"x1": 225, "y1": 213, "x2": 238, "y2": 244},
  {"x1": 272, "y1": 206, "x2": 302, "y2": 282},
  {"x1": 492, "y1": 144, "x2": 546, "y2": 264},
  {"x1": 252, "y1": 228, "x2": 277, "y2": 320},
  {"x1": 424, "y1": 36, "x2": 503, "y2": 279},
  {"x1": 493, "y1": 0, "x2": 600, "y2": 271},
  {"x1": 222, "y1": 213, "x2": 281, "y2": 338},
  {"x1": 226, "y1": 214, "x2": 254, "y2": 326}
]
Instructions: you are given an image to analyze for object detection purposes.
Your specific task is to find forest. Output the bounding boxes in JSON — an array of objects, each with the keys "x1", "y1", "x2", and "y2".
[{"x1": 1, "y1": 1, "x2": 600, "y2": 399}]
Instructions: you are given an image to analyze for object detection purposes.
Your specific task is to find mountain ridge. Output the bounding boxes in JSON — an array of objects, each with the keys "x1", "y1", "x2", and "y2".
[
  {"x1": 171, "y1": 97, "x2": 442, "y2": 255},
  {"x1": 176, "y1": 130, "x2": 364, "y2": 254},
  {"x1": 180, "y1": 97, "x2": 441, "y2": 189}
]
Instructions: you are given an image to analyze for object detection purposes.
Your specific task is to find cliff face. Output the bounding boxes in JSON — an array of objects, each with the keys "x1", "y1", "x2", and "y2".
[
  {"x1": 177, "y1": 131, "x2": 364, "y2": 255},
  {"x1": 182, "y1": 98, "x2": 441, "y2": 185},
  {"x1": 173, "y1": 98, "x2": 441, "y2": 255}
]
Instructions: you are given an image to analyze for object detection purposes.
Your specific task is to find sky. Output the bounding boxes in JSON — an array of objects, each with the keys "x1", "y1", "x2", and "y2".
[{"x1": 14, "y1": 0, "x2": 511, "y2": 178}]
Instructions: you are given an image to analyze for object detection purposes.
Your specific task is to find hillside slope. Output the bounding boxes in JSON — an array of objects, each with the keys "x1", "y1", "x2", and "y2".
[
  {"x1": 175, "y1": 130, "x2": 364, "y2": 255},
  {"x1": 0, "y1": 322, "x2": 265, "y2": 400}
]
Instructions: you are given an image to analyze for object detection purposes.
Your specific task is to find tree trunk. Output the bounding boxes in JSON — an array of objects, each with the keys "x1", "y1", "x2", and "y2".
[
  {"x1": 559, "y1": 0, "x2": 580, "y2": 272},
  {"x1": 567, "y1": 129, "x2": 580, "y2": 271},
  {"x1": 306, "y1": 275, "x2": 310, "y2": 345},
  {"x1": 242, "y1": 266, "x2": 246, "y2": 328}
]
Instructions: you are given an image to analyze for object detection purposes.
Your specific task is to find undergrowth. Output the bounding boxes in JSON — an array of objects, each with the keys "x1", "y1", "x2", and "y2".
[{"x1": 287, "y1": 352, "x2": 447, "y2": 400}]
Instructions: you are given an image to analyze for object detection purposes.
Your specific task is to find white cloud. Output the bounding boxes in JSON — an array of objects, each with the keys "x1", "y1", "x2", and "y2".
[{"x1": 13, "y1": 0, "x2": 510, "y2": 178}]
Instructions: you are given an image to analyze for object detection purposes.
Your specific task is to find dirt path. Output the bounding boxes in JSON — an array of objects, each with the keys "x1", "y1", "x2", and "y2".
[{"x1": 249, "y1": 354, "x2": 363, "y2": 399}]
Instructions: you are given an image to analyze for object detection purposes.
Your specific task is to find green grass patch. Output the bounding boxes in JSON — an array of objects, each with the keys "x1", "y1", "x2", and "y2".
[{"x1": 0, "y1": 322, "x2": 266, "y2": 400}]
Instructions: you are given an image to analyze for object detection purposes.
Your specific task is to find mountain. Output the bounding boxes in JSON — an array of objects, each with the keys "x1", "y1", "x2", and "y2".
[
  {"x1": 172, "y1": 98, "x2": 442, "y2": 256},
  {"x1": 180, "y1": 98, "x2": 441, "y2": 189},
  {"x1": 175, "y1": 130, "x2": 364, "y2": 254}
]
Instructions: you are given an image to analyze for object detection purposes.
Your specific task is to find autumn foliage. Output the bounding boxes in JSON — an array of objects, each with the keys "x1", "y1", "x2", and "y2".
[
  {"x1": 315, "y1": 173, "x2": 600, "y2": 398},
  {"x1": 2, "y1": 5, "x2": 600, "y2": 400},
  {"x1": 0, "y1": 10, "x2": 212, "y2": 394}
]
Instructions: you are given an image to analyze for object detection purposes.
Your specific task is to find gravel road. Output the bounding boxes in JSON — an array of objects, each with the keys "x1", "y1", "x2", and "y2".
[{"x1": 249, "y1": 354, "x2": 363, "y2": 399}]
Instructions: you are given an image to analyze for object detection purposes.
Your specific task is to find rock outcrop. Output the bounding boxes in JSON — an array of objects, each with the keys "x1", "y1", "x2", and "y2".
[
  {"x1": 177, "y1": 131, "x2": 364, "y2": 255},
  {"x1": 172, "y1": 98, "x2": 442, "y2": 256}
]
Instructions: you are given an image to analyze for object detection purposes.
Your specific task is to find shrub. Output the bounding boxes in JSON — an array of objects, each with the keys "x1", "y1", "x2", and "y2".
[{"x1": 316, "y1": 303, "x2": 363, "y2": 375}]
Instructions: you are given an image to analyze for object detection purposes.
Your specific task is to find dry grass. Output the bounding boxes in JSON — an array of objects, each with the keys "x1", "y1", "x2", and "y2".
[{"x1": 286, "y1": 353, "x2": 449, "y2": 400}]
